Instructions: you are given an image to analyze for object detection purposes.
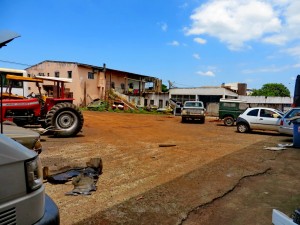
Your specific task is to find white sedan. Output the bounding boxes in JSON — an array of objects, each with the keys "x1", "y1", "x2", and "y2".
[{"x1": 236, "y1": 107, "x2": 284, "y2": 133}]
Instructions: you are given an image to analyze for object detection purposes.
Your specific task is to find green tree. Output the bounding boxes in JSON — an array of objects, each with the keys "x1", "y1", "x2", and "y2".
[
  {"x1": 251, "y1": 83, "x2": 290, "y2": 97},
  {"x1": 162, "y1": 84, "x2": 169, "y2": 92}
]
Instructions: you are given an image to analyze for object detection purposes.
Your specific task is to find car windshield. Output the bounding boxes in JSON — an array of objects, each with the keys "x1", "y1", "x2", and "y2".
[
  {"x1": 284, "y1": 108, "x2": 300, "y2": 118},
  {"x1": 185, "y1": 102, "x2": 203, "y2": 107},
  {"x1": 274, "y1": 109, "x2": 284, "y2": 116}
]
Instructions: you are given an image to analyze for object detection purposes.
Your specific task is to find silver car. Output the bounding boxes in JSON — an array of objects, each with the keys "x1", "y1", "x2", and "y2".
[
  {"x1": 278, "y1": 108, "x2": 300, "y2": 135},
  {"x1": 236, "y1": 107, "x2": 284, "y2": 133},
  {"x1": 1, "y1": 124, "x2": 42, "y2": 153}
]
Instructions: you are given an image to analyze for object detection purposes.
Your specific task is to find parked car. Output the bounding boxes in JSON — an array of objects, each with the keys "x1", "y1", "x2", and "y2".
[
  {"x1": 1, "y1": 123, "x2": 42, "y2": 154},
  {"x1": 278, "y1": 108, "x2": 300, "y2": 135},
  {"x1": 181, "y1": 101, "x2": 206, "y2": 123},
  {"x1": 236, "y1": 107, "x2": 284, "y2": 133},
  {"x1": 0, "y1": 133, "x2": 59, "y2": 224},
  {"x1": 218, "y1": 98, "x2": 249, "y2": 126}
]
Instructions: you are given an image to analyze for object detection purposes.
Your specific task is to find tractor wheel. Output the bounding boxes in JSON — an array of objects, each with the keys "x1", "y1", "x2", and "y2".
[
  {"x1": 46, "y1": 102, "x2": 84, "y2": 137},
  {"x1": 223, "y1": 117, "x2": 234, "y2": 126}
]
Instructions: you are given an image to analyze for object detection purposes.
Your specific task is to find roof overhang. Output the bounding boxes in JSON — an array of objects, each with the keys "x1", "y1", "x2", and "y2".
[{"x1": 0, "y1": 30, "x2": 20, "y2": 48}]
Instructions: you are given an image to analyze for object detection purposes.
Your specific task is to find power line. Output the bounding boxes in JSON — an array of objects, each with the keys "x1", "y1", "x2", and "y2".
[{"x1": 0, "y1": 59, "x2": 32, "y2": 67}]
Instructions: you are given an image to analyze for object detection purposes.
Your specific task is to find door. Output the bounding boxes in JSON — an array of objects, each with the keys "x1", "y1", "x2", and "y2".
[{"x1": 256, "y1": 109, "x2": 281, "y2": 131}]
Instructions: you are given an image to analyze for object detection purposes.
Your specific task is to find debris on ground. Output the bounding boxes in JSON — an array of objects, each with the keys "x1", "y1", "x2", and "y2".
[
  {"x1": 264, "y1": 142, "x2": 294, "y2": 151},
  {"x1": 264, "y1": 147, "x2": 287, "y2": 151},
  {"x1": 45, "y1": 158, "x2": 103, "y2": 196},
  {"x1": 65, "y1": 172, "x2": 97, "y2": 196},
  {"x1": 159, "y1": 144, "x2": 177, "y2": 147},
  {"x1": 278, "y1": 143, "x2": 294, "y2": 148}
]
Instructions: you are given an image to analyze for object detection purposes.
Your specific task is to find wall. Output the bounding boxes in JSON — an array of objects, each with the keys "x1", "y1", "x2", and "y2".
[
  {"x1": 26, "y1": 61, "x2": 80, "y2": 103},
  {"x1": 144, "y1": 92, "x2": 169, "y2": 108},
  {"x1": 26, "y1": 62, "x2": 106, "y2": 106},
  {"x1": 26, "y1": 61, "x2": 161, "y2": 107},
  {"x1": 206, "y1": 96, "x2": 293, "y2": 117}
]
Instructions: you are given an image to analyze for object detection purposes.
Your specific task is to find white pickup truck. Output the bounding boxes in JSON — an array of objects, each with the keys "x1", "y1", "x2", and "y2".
[
  {"x1": 181, "y1": 101, "x2": 206, "y2": 123},
  {"x1": 0, "y1": 134, "x2": 60, "y2": 224}
]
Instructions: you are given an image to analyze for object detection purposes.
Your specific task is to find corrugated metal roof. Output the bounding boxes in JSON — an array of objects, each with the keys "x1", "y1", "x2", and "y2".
[
  {"x1": 239, "y1": 96, "x2": 292, "y2": 104},
  {"x1": 26, "y1": 60, "x2": 156, "y2": 79},
  {"x1": 169, "y1": 87, "x2": 238, "y2": 96},
  {"x1": 26, "y1": 60, "x2": 103, "y2": 70}
]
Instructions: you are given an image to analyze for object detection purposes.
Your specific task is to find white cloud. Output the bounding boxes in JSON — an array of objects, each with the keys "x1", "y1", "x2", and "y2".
[
  {"x1": 184, "y1": 0, "x2": 300, "y2": 50},
  {"x1": 293, "y1": 63, "x2": 300, "y2": 68},
  {"x1": 179, "y1": 2, "x2": 188, "y2": 9},
  {"x1": 193, "y1": 53, "x2": 200, "y2": 59},
  {"x1": 284, "y1": 45, "x2": 300, "y2": 57},
  {"x1": 197, "y1": 70, "x2": 215, "y2": 77},
  {"x1": 193, "y1": 37, "x2": 207, "y2": 44},
  {"x1": 159, "y1": 22, "x2": 168, "y2": 32},
  {"x1": 161, "y1": 23, "x2": 168, "y2": 31},
  {"x1": 242, "y1": 64, "x2": 292, "y2": 74},
  {"x1": 168, "y1": 40, "x2": 180, "y2": 46}
]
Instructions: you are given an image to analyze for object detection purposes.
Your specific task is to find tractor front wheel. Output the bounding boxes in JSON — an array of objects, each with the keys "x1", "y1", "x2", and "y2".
[{"x1": 46, "y1": 102, "x2": 84, "y2": 137}]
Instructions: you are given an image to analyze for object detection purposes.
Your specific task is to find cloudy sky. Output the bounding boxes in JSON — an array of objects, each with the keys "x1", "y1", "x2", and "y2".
[{"x1": 1, "y1": 0, "x2": 300, "y2": 94}]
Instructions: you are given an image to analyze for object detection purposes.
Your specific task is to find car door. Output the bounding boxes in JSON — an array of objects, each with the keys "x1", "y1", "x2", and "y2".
[
  {"x1": 280, "y1": 108, "x2": 300, "y2": 134},
  {"x1": 245, "y1": 109, "x2": 260, "y2": 129},
  {"x1": 257, "y1": 109, "x2": 281, "y2": 131}
]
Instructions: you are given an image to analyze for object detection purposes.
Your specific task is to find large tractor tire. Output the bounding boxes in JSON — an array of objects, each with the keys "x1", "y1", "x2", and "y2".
[{"x1": 45, "y1": 102, "x2": 84, "y2": 137}]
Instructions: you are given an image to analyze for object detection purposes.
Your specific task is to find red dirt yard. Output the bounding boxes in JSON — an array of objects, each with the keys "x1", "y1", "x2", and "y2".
[{"x1": 40, "y1": 111, "x2": 300, "y2": 225}]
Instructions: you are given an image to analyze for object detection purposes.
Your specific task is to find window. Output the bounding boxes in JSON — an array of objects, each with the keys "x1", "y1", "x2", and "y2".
[
  {"x1": 55, "y1": 71, "x2": 60, "y2": 77},
  {"x1": 121, "y1": 83, "x2": 125, "y2": 89},
  {"x1": 68, "y1": 71, "x2": 72, "y2": 79},
  {"x1": 260, "y1": 109, "x2": 275, "y2": 118},
  {"x1": 111, "y1": 82, "x2": 115, "y2": 89},
  {"x1": 223, "y1": 102, "x2": 236, "y2": 108},
  {"x1": 145, "y1": 82, "x2": 153, "y2": 90},
  {"x1": 247, "y1": 109, "x2": 259, "y2": 117},
  {"x1": 159, "y1": 99, "x2": 163, "y2": 108},
  {"x1": 150, "y1": 100, "x2": 154, "y2": 105},
  {"x1": 88, "y1": 72, "x2": 94, "y2": 79}
]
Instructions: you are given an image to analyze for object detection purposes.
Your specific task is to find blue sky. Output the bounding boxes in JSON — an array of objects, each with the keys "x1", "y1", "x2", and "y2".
[{"x1": 1, "y1": 0, "x2": 300, "y2": 95}]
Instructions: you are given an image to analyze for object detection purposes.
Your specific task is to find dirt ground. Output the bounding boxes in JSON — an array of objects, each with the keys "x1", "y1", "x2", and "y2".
[{"x1": 40, "y1": 111, "x2": 300, "y2": 225}]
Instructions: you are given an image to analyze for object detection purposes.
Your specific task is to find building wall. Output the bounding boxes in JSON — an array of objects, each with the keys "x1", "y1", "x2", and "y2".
[
  {"x1": 26, "y1": 61, "x2": 159, "y2": 107},
  {"x1": 105, "y1": 70, "x2": 127, "y2": 94},
  {"x1": 144, "y1": 92, "x2": 169, "y2": 108},
  {"x1": 206, "y1": 95, "x2": 293, "y2": 117},
  {"x1": 26, "y1": 61, "x2": 106, "y2": 106}
]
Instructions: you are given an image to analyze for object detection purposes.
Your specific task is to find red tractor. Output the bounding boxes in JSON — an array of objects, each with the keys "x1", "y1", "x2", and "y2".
[{"x1": 0, "y1": 74, "x2": 84, "y2": 137}]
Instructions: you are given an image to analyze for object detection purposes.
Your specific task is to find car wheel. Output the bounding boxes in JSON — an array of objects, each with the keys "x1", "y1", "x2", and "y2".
[
  {"x1": 237, "y1": 123, "x2": 249, "y2": 133},
  {"x1": 223, "y1": 117, "x2": 234, "y2": 126}
]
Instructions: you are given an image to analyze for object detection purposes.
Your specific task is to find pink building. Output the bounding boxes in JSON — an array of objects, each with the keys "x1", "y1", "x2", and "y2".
[{"x1": 26, "y1": 60, "x2": 164, "y2": 107}]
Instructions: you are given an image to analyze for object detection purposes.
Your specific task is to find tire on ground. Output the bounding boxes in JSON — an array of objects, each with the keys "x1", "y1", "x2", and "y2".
[
  {"x1": 223, "y1": 116, "x2": 234, "y2": 126},
  {"x1": 46, "y1": 102, "x2": 84, "y2": 137},
  {"x1": 200, "y1": 118, "x2": 205, "y2": 124},
  {"x1": 237, "y1": 123, "x2": 249, "y2": 133}
]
